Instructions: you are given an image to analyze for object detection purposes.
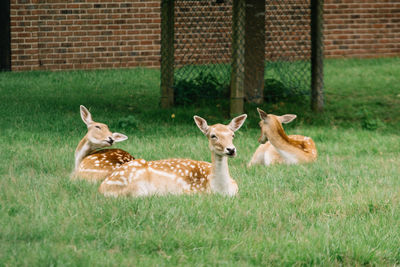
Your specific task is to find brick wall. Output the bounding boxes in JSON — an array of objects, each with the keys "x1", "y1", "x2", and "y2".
[
  {"x1": 174, "y1": 1, "x2": 232, "y2": 68},
  {"x1": 10, "y1": 0, "x2": 161, "y2": 71},
  {"x1": 9, "y1": 0, "x2": 400, "y2": 71},
  {"x1": 324, "y1": 0, "x2": 400, "y2": 58},
  {"x1": 265, "y1": 0, "x2": 311, "y2": 61}
]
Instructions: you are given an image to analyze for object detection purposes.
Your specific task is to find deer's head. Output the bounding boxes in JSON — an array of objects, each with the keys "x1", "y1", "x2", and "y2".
[
  {"x1": 194, "y1": 114, "x2": 247, "y2": 157},
  {"x1": 257, "y1": 108, "x2": 296, "y2": 144},
  {"x1": 80, "y1": 105, "x2": 128, "y2": 148}
]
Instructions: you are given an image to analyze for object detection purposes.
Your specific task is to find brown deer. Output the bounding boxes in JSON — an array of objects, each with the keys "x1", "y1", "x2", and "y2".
[
  {"x1": 71, "y1": 105, "x2": 135, "y2": 182},
  {"x1": 98, "y1": 114, "x2": 247, "y2": 197},
  {"x1": 248, "y1": 108, "x2": 317, "y2": 166}
]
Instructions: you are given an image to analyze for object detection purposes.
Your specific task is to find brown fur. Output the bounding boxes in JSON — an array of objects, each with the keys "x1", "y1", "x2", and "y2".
[
  {"x1": 71, "y1": 105, "x2": 133, "y2": 181},
  {"x1": 249, "y1": 110, "x2": 317, "y2": 166},
  {"x1": 99, "y1": 158, "x2": 213, "y2": 196},
  {"x1": 76, "y1": 149, "x2": 135, "y2": 182},
  {"x1": 99, "y1": 114, "x2": 247, "y2": 197}
]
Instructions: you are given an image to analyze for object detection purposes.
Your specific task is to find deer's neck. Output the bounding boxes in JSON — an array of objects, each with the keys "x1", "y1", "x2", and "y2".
[
  {"x1": 209, "y1": 152, "x2": 235, "y2": 195},
  {"x1": 74, "y1": 136, "x2": 93, "y2": 170},
  {"x1": 266, "y1": 124, "x2": 293, "y2": 150},
  {"x1": 267, "y1": 125, "x2": 304, "y2": 164}
]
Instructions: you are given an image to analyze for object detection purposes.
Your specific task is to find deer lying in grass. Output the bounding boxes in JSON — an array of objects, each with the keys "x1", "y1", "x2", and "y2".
[
  {"x1": 99, "y1": 114, "x2": 247, "y2": 197},
  {"x1": 71, "y1": 105, "x2": 135, "y2": 182},
  {"x1": 248, "y1": 108, "x2": 317, "y2": 166}
]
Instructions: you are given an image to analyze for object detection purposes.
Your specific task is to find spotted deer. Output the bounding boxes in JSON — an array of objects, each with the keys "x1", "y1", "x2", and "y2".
[
  {"x1": 71, "y1": 105, "x2": 135, "y2": 182},
  {"x1": 98, "y1": 114, "x2": 247, "y2": 197},
  {"x1": 248, "y1": 108, "x2": 317, "y2": 166}
]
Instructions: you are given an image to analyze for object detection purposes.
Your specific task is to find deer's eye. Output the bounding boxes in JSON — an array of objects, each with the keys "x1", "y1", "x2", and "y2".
[
  {"x1": 232, "y1": 134, "x2": 235, "y2": 138},
  {"x1": 95, "y1": 126, "x2": 101, "y2": 130},
  {"x1": 211, "y1": 134, "x2": 217, "y2": 139}
]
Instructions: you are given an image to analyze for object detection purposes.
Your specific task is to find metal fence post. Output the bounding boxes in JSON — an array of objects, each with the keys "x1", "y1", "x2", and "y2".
[
  {"x1": 0, "y1": 0, "x2": 11, "y2": 71},
  {"x1": 230, "y1": 0, "x2": 245, "y2": 116},
  {"x1": 161, "y1": 0, "x2": 175, "y2": 108},
  {"x1": 311, "y1": 0, "x2": 324, "y2": 112}
]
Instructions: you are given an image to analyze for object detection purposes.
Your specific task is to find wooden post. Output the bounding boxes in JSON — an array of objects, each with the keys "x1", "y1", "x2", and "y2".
[
  {"x1": 160, "y1": 0, "x2": 175, "y2": 108},
  {"x1": 244, "y1": 0, "x2": 265, "y2": 104},
  {"x1": 311, "y1": 0, "x2": 324, "y2": 112},
  {"x1": 230, "y1": 0, "x2": 246, "y2": 116},
  {"x1": 0, "y1": 0, "x2": 11, "y2": 71}
]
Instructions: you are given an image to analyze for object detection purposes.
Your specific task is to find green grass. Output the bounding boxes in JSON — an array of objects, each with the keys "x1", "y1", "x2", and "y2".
[{"x1": 1, "y1": 58, "x2": 400, "y2": 266}]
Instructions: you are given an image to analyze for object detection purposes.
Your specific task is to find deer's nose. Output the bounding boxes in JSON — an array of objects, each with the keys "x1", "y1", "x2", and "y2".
[{"x1": 226, "y1": 147, "x2": 236, "y2": 155}]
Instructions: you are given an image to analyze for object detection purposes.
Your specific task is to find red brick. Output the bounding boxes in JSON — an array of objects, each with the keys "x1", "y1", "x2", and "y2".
[{"x1": 9, "y1": 0, "x2": 400, "y2": 71}]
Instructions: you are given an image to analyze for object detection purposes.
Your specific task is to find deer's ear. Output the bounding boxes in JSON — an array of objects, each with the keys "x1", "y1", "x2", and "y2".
[
  {"x1": 112, "y1": 132, "x2": 128, "y2": 143},
  {"x1": 257, "y1": 108, "x2": 268, "y2": 121},
  {"x1": 228, "y1": 114, "x2": 247, "y2": 132},
  {"x1": 194, "y1": 116, "x2": 209, "y2": 135},
  {"x1": 80, "y1": 105, "x2": 94, "y2": 126},
  {"x1": 278, "y1": 114, "x2": 297, "y2": 124}
]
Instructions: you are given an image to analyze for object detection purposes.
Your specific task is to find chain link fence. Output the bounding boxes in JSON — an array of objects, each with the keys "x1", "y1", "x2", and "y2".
[
  {"x1": 174, "y1": 0, "x2": 232, "y2": 83},
  {"x1": 173, "y1": 0, "x2": 233, "y2": 105},
  {"x1": 264, "y1": 0, "x2": 311, "y2": 100},
  {"x1": 165, "y1": 0, "x2": 323, "y2": 106}
]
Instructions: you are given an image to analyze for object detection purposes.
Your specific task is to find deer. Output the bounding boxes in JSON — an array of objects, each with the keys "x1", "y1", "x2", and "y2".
[
  {"x1": 71, "y1": 105, "x2": 135, "y2": 182},
  {"x1": 98, "y1": 114, "x2": 247, "y2": 197},
  {"x1": 248, "y1": 108, "x2": 317, "y2": 166}
]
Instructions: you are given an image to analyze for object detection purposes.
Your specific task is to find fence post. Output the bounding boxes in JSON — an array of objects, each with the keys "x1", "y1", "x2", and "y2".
[
  {"x1": 311, "y1": 0, "x2": 324, "y2": 112},
  {"x1": 244, "y1": 0, "x2": 265, "y2": 104},
  {"x1": 0, "y1": 0, "x2": 11, "y2": 71},
  {"x1": 160, "y1": 0, "x2": 175, "y2": 108},
  {"x1": 230, "y1": 0, "x2": 245, "y2": 116}
]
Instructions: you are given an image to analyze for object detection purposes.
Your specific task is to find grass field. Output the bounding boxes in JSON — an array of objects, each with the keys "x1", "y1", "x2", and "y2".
[{"x1": 0, "y1": 58, "x2": 399, "y2": 266}]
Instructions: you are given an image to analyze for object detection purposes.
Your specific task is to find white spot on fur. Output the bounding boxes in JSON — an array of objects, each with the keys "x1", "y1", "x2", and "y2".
[
  {"x1": 105, "y1": 180, "x2": 124, "y2": 186},
  {"x1": 130, "y1": 161, "x2": 142, "y2": 167},
  {"x1": 120, "y1": 176, "x2": 127, "y2": 184},
  {"x1": 131, "y1": 169, "x2": 146, "y2": 180},
  {"x1": 149, "y1": 168, "x2": 176, "y2": 179}
]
